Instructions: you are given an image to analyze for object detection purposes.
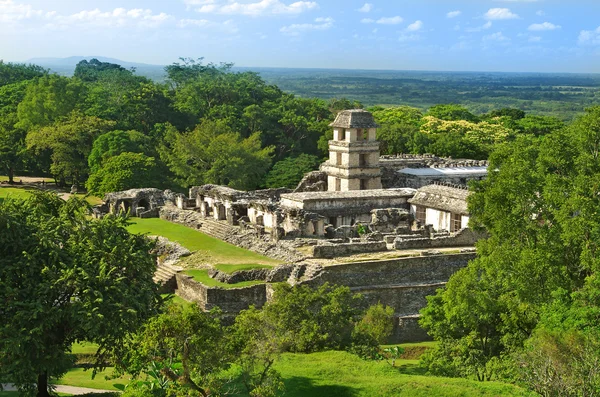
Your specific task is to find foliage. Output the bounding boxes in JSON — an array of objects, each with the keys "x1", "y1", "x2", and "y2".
[
  {"x1": 16, "y1": 74, "x2": 85, "y2": 130},
  {"x1": 264, "y1": 154, "x2": 321, "y2": 189},
  {"x1": 160, "y1": 120, "x2": 273, "y2": 190},
  {"x1": 0, "y1": 192, "x2": 160, "y2": 397},
  {"x1": 86, "y1": 152, "x2": 163, "y2": 196},
  {"x1": 74, "y1": 58, "x2": 130, "y2": 82},
  {"x1": 420, "y1": 106, "x2": 600, "y2": 384},
  {"x1": 350, "y1": 303, "x2": 395, "y2": 359},
  {"x1": 427, "y1": 104, "x2": 479, "y2": 122},
  {"x1": 26, "y1": 112, "x2": 115, "y2": 185},
  {"x1": 88, "y1": 130, "x2": 152, "y2": 173},
  {"x1": 0, "y1": 61, "x2": 46, "y2": 87},
  {"x1": 118, "y1": 304, "x2": 229, "y2": 397}
]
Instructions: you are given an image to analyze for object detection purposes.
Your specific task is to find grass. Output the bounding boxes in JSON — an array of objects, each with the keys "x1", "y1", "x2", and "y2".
[
  {"x1": 214, "y1": 263, "x2": 273, "y2": 273},
  {"x1": 0, "y1": 186, "x2": 101, "y2": 206},
  {"x1": 126, "y1": 218, "x2": 280, "y2": 267},
  {"x1": 55, "y1": 368, "x2": 128, "y2": 391},
  {"x1": 272, "y1": 350, "x2": 535, "y2": 397},
  {"x1": 184, "y1": 269, "x2": 264, "y2": 289},
  {"x1": 0, "y1": 393, "x2": 70, "y2": 396},
  {"x1": 71, "y1": 342, "x2": 98, "y2": 355}
]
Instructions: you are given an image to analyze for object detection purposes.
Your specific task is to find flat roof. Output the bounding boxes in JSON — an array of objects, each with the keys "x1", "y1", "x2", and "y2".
[
  {"x1": 398, "y1": 166, "x2": 487, "y2": 177},
  {"x1": 281, "y1": 188, "x2": 416, "y2": 203}
]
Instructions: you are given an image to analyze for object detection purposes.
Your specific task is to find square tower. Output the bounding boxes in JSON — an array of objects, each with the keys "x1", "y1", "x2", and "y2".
[{"x1": 322, "y1": 109, "x2": 382, "y2": 191}]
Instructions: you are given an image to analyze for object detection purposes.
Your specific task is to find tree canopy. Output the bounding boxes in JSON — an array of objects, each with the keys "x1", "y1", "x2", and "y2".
[{"x1": 0, "y1": 192, "x2": 160, "y2": 396}]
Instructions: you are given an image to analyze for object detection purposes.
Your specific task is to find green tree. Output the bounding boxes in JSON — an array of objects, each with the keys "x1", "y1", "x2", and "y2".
[
  {"x1": 420, "y1": 106, "x2": 600, "y2": 383},
  {"x1": 16, "y1": 74, "x2": 85, "y2": 130},
  {"x1": 160, "y1": 120, "x2": 273, "y2": 190},
  {"x1": 26, "y1": 113, "x2": 115, "y2": 186},
  {"x1": 74, "y1": 58, "x2": 129, "y2": 82},
  {"x1": 88, "y1": 130, "x2": 152, "y2": 173},
  {"x1": 0, "y1": 61, "x2": 46, "y2": 87},
  {"x1": 119, "y1": 304, "x2": 229, "y2": 397},
  {"x1": 0, "y1": 80, "x2": 32, "y2": 182},
  {"x1": 265, "y1": 154, "x2": 321, "y2": 189},
  {"x1": 515, "y1": 114, "x2": 564, "y2": 136},
  {"x1": 86, "y1": 152, "x2": 163, "y2": 196},
  {"x1": 0, "y1": 192, "x2": 160, "y2": 397},
  {"x1": 426, "y1": 104, "x2": 478, "y2": 122}
]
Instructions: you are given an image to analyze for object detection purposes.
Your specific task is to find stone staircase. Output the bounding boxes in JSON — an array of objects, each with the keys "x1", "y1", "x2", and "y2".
[
  {"x1": 287, "y1": 263, "x2": 323, "y2": 285},
  {"x1": 154, "y1": 262, "x2": 182, "y2": 293},
  {"x1": 196, "y1": 217, "x2": 237, "y2": 241}
]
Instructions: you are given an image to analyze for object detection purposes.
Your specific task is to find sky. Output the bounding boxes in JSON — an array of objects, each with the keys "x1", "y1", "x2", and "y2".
[{"x1": 1, "y1": 0, "x2": 600, "y2": 73}]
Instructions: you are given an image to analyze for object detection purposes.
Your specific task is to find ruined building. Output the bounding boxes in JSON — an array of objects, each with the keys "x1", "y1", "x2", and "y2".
[{"x1": 96, "y1": 108, "x2": 488, "y2": 342}]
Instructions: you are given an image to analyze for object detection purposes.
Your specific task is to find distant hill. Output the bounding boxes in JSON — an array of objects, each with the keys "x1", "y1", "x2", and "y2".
[{"x1": 25, "y1": 56, "x2": 167, "y2": 81}]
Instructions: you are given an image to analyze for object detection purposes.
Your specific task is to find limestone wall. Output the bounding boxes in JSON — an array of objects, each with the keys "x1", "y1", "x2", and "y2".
[
  {"x1": 312, "y1": 241, "x2": 387, "y2": 258},
  {"x1": 393, "y1": 229, "x2": 484, "y2": 250},
  {"x1": 175, "y1": 274, "x2": 267, "y2": 313}
]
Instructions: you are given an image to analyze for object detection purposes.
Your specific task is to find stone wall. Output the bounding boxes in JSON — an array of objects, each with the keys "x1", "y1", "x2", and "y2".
[
  {"x1": 303, "y1": 253, "x2": 474, "y2": 288},
  {"x1": 393, "y1": 228, "x2": 485, "y2": 250},
  {"x1": 159, "y1": 205, "x2": 306, "y2": 263},
  {"x1": 175, "y1": 274, "x2": 267, "y2": 313},
  {"x1": 312, "y1": 241, "x2": 387, "y2": 258}
]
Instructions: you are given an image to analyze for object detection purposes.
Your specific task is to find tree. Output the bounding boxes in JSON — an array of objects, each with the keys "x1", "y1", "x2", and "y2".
[
  {"x1": 0, "y1": 61, "x2": 46, "y2": 87},
  {"x1": 0, "y1": 192, "x2": 160, "y2": 397},
  {"x1": 74, "y1": 58, "x2": 129, "y2": 82},
  {"x1": 119, "y1": 304, "x2": 230, "y2": 397},
  {"x1": 88, "y1": 130, "x2": 152, "y2": 173},
  {"x1": 426, "y1": 104, "x2": 478, "y2": 122},
  {"x1": 420, "y1": 106, "x2": 600, "y2": 383},
  {"x1": 160, "y1": 120, "x2": 273, "y2": 190},
  {"x1": 0, "y1": 80, "x2": 31, "y2": 183},
  {"x1": 16, "y1": 74, "x2": 85, "y2": 130},
  {"x1": 26, "y1": 112, "x2": 115, "y2": 186},
  {"x1": 515, "y1": 114, "x2": 564, "y2": 136},
  {"x1": 265, "y1": 154, "x2": 321, "y2": 189},
  {"x1": 86, "y1": 152, "x2": 163, "y2": 196}
]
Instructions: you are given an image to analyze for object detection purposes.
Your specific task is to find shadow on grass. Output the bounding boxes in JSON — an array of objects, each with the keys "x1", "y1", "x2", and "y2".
[
  {"x1": 395, "y1": 363, "x2": 427, "y2": 376},
  {"x1": 283, "y1": 376, "x2": 358, "y2": 397}
]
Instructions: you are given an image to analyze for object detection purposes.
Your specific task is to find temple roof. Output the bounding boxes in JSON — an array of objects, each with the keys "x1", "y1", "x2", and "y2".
[
  {"x1": 329, "y1": 109, "x2": 380, "y2": 129},
  {"x1": 408, "y1": 184, "x2": 470, "y2": 215}
]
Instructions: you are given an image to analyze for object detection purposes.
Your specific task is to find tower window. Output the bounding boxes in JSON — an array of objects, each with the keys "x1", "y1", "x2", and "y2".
[
  {"x1": 336, "y1": 152, "x2": 342, "y2": 165},
  {"x1": 451, "y1": 213, "x2": 462, "y2": 232},
  {"x1": 359, "y1": 154, "x2": 367, "y2": 167},
  {"x1": 335, "y1": 178, "x2": 341, "y2": 191},
  {"x1": 360, "y1": 179, "x2": 367, "y2": 190}
]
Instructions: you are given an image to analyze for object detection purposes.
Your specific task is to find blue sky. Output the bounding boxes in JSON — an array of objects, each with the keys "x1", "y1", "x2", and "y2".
[{"x1": 1, "y1": 0, "x2": 599, "y2": 73}]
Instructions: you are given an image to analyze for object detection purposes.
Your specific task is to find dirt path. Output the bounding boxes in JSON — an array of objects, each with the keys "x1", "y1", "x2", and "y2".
[{"x1": 2, "y1": 383, "x2": 116, "y2": 395}]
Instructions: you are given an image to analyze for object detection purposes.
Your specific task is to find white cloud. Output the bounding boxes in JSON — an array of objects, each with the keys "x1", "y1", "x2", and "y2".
[
  {"x1": 484, "y1": 8, "x2": 519, "y2": 20},
  {"x1": 0, "y1": 0, "x2": 46, "y2": 24},
  {"x1": 536, "y1": 10, "x2": 545, "y2": 16},
  {"x1": 528, "y1": 22, "x2": 561, "y2": 31},
  {"x1": 465, "y1": 21, "x2": 492, "y2": 32},
  {"x1": 398, "y1": 33, "x2": 419, "y2": 42},
  {"x1": 483, "y1": 31, "x2": 509, "y2": 42},
  {"x1": 406, "y1": 20, "x2": 423, "y2": 32},
  {"x1": 361, "y1": 16, "x2": 403, "y2": 25},
  {"x1": 357, "y1": 3, "x2": 373, "y2": 13},
  {"x1": 44, "y1": 7, "x2": 173, "y2": 29},
  {"x1": 529, "y1": 36, "x2": 541, "y2": 42},
  {"x1": 195, "y1": 0, "x2": 318, "y2": 16},
  {"x1": 446, "y1": 10, "x2": 461, "y2": 19},
  {"x1": 178, "y1": 18, "x2": 238, "y2": 33},
  {"x1": 579, "y1": 27, "x2": 600, "y2": 46},
  {"x1": 280, "y1": 16, "x2": 333, "y2": 35}
]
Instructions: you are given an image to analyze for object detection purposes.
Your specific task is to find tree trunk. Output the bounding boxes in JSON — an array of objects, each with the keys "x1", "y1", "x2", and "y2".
[
  {"x1": 37, "y1": 372, "x2": 50, "y2": 397},
  {"x1": 7, "y1": 167, "x2": 14, "y2": 184}
]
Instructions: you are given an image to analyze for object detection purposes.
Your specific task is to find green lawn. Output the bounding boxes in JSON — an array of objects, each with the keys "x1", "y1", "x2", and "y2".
[
  {"x1": 0, "y1": 186, "x2": 101, "y2": 206},
  {"x1": 214, "y1": 263, "x2": 273, "y2": 273},
  {"x1": 185, "y1": 269, "x2": 265, "y2": 289},
  {"x1": 127, "y1": 218, "x2": 280, "y2": 267},
  {"x1": 273, "y1": 350, "x2": 535, "y2": 397},
  {"x1": 55, "y1": 368, "x2": 128, "y2": 391}
]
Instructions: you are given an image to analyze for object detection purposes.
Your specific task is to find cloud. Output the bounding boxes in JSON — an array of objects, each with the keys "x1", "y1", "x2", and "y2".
[
  {"x1": 178, "y1": 18, "x2": 238, "y2": 33},
  {"x1": 528, "y1": 22, "x2": 560, "y2": 31},
  {"x1": 579, "y1": 27, "x2": 600, "y2": 46},
  {"x1": 484, "y1": 8, "x2": 519, "y2": 20},
  {"x1": 483, "y1": 31, "x2": 509, "y2": 42},
  {"x1": 446, "y1": 10, "x2": 461, "y2": 19},
  {"x1": 362, "y1": 15, "x2": 403, "y2": 25},
  {"x1": 357, "y1": 3, "x2": 373, "y2": 13},
  {"x1": 194, "y1": 0, "x2": 318, "y2": 16},
  {"x1": 465, "y1": 21, "x2": 492, "y2": 32},
  {"x1": 406, "y1": 20, "x2": 423, "y2": 32},
  {"x1": 536, "y1": 10, "x2": 545, "y2": 16},
  {"x1": 529, "y1": 36, "x2": 541, "y2": 42},
  {"x1": 398, "y1": 33, "x2": 419, "y2": 42},
  {"x1": 280, "y1": 16, "x2": 333, "y2": 35},
  {"x1": 0, "y1": 0, "x2": 47, "y2": 24}
]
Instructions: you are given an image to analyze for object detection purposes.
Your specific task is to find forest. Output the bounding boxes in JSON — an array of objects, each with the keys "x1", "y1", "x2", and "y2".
[
  {"x1": 0, "y1": 58, "x2": 570, "y2": 196},
  {"x1": 2, "y1": 57, "x2": 600, "y2": 396}
]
